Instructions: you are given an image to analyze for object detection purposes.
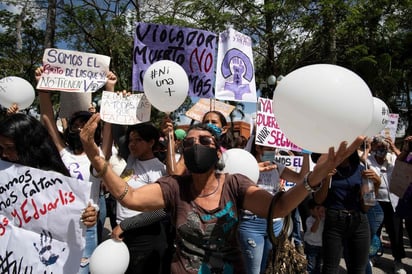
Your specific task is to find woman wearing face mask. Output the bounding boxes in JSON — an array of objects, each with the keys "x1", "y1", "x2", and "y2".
[
  {"x1": 238, "y1": 142, "x2": 309, "y2": 274},
  {"x1": 162, "y1": 110, "x2": 233, "y2": 175},
  {"x1": 80, "y1": 113, "x2": 363, "y2": 274},
  {"x1": 363, "y1": 136, "x2": 406, "y2": 273}
]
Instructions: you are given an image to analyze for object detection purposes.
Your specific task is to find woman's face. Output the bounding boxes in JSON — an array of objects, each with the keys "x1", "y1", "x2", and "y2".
[
  {"x1": 0, "y1": 135, "x2": 18, "y2": 162},
  {"x1": 128, "y1": 131, "x2": 154, "y2": 160},
  {"x1": 203, "y1": 113, "x2": 223, "y2": 129}
]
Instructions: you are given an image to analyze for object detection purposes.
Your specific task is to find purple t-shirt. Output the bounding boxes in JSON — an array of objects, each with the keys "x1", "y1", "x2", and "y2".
[{"x1": 157, "y1": 173, "x2": 254, "y2": 274}]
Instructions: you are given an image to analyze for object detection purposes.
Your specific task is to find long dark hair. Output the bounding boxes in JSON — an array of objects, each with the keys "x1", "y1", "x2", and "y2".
[
  {"x1": 202, "y1": 110, "x2": 235, "y2": 149},
  {"x1": 0, "y1": 113, "x2": 70, "y2": 176},
  {"x1": 121, "y1": 122, "x2": 161, "y2": 160}
]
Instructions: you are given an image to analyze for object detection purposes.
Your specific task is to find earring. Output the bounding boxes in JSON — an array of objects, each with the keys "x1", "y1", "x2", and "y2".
[{"x1": 216, "y1": 157, "x2": 225, "y2": 170}]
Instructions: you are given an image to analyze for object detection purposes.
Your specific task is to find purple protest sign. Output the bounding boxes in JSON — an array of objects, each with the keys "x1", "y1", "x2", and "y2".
[{"x1": 132, "y1": 22, "x2": 217, "y2": 98}]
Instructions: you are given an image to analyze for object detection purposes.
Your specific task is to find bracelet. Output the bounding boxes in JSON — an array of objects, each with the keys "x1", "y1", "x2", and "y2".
[
  {"x1": 89, "y1": 159, "x2": 109, "y2": 178},
  {"x1": 303, "y1": 171, "x2": 321, "y2": 192},
  {"x1": 118, "y1": 184, "x2": 129, "y2": 201}
]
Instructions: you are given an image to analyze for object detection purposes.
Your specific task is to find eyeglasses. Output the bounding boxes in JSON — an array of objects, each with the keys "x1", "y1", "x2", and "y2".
[{"x1": 182, "y1": 135, "x2": 215, "y2": 149}]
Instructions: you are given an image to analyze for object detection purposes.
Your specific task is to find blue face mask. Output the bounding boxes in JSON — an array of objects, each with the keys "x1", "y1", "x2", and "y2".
[
  {"x1": 261, "y1": 150, "x2": 275, "y2": 162},
  {"x1": 206, "y1": 123, "x2": 222, "y2": 137}
]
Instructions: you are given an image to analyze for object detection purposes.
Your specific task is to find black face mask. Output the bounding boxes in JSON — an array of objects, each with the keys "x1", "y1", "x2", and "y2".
[{"x1": 183, "y1": 144, "x2": 218, "y2": 174}]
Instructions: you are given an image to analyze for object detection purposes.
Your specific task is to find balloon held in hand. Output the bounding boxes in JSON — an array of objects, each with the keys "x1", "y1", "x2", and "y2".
[
  {"x1": 143, "y1": 60, "x2": 189, "y2": 113},
  {"x1": 272, "y1": 64, "x2": 373, "y2": 153},
  {"x1": 0, "y1": 76, "x2": 35, "y2": 109}
]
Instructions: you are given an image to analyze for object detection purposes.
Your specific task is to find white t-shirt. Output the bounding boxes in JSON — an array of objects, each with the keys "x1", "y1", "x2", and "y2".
[
  {"x1": 366, "y1": 152, "x2": 398, "y2": 209},
  {"x1": 304, "y1": 216, "x2": 324, "y2": 247},
  {"x1": 60, "y1": 147, "x2": 102, "y2": 207},
  {"x1": 116, "y1": 156, "x2": 166, "y2": 222}
]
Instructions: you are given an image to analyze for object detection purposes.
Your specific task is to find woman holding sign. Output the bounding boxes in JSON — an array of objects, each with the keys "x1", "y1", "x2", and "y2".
[
  {"x1": 36, "y1": 66, "x2": 116, "y2": 274},
  {"x1": 80, "y1": 114, "x2": 364, "y2": 274}
]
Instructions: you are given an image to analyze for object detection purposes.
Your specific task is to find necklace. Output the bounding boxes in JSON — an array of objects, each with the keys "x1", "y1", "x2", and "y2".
[{"x1": 194, "y1": 175, "x2": 221, "y2": 198}]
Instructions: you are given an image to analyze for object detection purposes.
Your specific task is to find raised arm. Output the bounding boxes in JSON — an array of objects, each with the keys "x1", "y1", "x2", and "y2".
[
  {"x1": 244, "y1": 136, "x2": 365, "y2": 218},
  {"x1": 100, "y1": 71, "x2": 117, "y2": 160},
  {"x1": 36, "y1": 67, "x2": 66, "y2": 152},
  {"x1": 80, "y1": 113, "x2": 165, "y2": 211}
]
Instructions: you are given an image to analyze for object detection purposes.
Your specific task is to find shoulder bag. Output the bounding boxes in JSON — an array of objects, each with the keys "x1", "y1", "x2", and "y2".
[{"x1": 265, "y1": 192, "x2": 308, "y2": 274}]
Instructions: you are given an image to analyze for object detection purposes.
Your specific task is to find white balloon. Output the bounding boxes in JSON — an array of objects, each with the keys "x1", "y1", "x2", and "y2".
[
  {"x1": 143, "y1": 60, "x2": 189, "y2": 113},
  {"x1": 89, "y1": 239, "x2": 130, "y2": 274},
  {"x1": 363, "y1": 97, "x2": 390, "y2": 137},
  {"x1": 272, "y1": 64, "x2": 373, "y2": 153},
  {"x1": 222, "y1": 148, "x2": 259, "y2": 183},
  {"x1": 0, "y1": 76, "x2": 35, "y2": 109}
]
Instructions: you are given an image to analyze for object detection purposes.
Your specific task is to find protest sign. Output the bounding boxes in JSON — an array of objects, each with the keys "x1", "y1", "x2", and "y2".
[
  {"x1": 389, "y1": 159, "x2": 412, "y2": 198},
  {"x1": 0, "y1": 160, "x2": 91, "y2": 274},
  {"x1": 132, "y1": 22, "x2": 217, "y2": 98},
  {"x1": 100, "y1": 91, "x2": 151, "y2": 125},
  {"x1": 255, "y1": 97, "x2": 303, "y2": 152},
  {"x1": 215, "y1": 28, "x2": 257, "y2": 102},
  {"x1": 380, "y1": 113, "x2": 399, "y2": 141},
  {"x1": 273, "y1": 155, "x2": 304, "y2": 191},
  {"x1": 185, "y1": 98, "x2": 235, "y2": 122},
  {"x1": 37, "y1": 48, "x2": 110, "y2": 92}
]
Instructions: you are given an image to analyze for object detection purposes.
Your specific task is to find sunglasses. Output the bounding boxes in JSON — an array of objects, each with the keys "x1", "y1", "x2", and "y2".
[{"x1": 182, "y1": 135, "x2": 215, "y2": 149}]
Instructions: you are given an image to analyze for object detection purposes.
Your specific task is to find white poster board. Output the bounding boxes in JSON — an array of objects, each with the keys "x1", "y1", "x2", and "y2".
[
  {"x1": 215, "y1": 28, "x2": 257, "y2": 102},
  {"x1": 0, "y1": 160, "x2": 91, "y2": 273},
  {"x1": 100, "y1": 91, "x2": 151, "y2": 125},
  {"x1": 37, "y1": 48, "x2": 110, "y2": 92}
]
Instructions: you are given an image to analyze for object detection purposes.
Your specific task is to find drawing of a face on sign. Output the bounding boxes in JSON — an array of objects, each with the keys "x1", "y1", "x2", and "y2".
[{"x1": 143, "y1": 60, "x2": 189, "y2": 113}]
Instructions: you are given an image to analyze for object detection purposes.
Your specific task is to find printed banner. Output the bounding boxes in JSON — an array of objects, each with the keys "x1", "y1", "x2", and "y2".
[
  {"x1": 37, "y1": 48, "x2": 110, "y2": 92},
  {"x1": 255, "y1": 97, "x2": 303, "y2": 152},
  {"x1": 0, "y1": 160, "x2": 91, "y2": 274},
  {"x1": 132, "y1": 22, "x2": 217, "y2": 98},
  {"x1": 100, "y1": 91, "x2": 151, "y2": 125},
  {"x1": 185, "y1": 98, "x2": 235, "y2": 122},
  {"x1": 380, "y1": 113, "x2": 399, "y2": 141},
  {"x1": 215, "y1": 28, "x2": 257, "y2": 102}
]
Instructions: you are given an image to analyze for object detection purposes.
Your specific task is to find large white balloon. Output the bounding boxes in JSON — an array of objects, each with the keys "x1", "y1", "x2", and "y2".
[
  {"x1": 272, "y1": 64, "x2": 373, "y2": 153},
  {"x1": 89, "y1": 239, "x2": 130, "y2": 274},
  {"x1": 143, "y1": 60, "x2": 189, "y2": 113},
  {"x1": 222, "y1": 148, "x2": 259, "y2": 183},
  {"x1": 363, "y1": 97, "x2": 390, "y2": 137},
  {"x1": 0, "y1": 76, "x2": 35, "y2": 109}
]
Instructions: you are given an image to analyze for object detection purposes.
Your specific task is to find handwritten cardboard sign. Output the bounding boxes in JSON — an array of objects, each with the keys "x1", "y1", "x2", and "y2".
[
  {"x1": 37, "y1": 48, "x2": 110, "y2": 92},
  {"x1": 0, "y1": 160, "x2": 91, "y2": 273},
  {"x1": 132, "y1": 22, "x2": 217, "y2": 98},
  {"x1": 100, "y1": 91, "x2": 151, "y2": 125},
  {"x1": 185, "y1": 98, "x2": 235, "y2": 122},
  {"x1": 389, "y1": 159, "x2": 412, "y2": 197},
  {"x1": 255, "y1": 97, "x2": 303, "y2": 152},
  {"x1": 215, "y1": 28, "x2": 257, "y2": 102}
]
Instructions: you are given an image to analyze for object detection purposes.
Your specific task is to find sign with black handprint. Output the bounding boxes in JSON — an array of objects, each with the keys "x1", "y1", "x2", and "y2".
[{"x1": 0, "y1": 159, "x2": 91, "y2": 273}]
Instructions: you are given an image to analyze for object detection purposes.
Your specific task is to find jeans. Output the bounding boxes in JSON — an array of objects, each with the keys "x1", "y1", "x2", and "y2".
[
  {"x1": 97, "y1": 193, "x2": 107, "y2": 244},
  {"x1": 238, "y1": 215, "x2": 283, "y2": 274},
  {"x1": 78, "y1": 225, "x2": 98, "y2": 274},
  {"x1": 378, "y1": 201, "x2": 405, "y2": 261},
  {"x1": 291, "y1": 208, "x2": 304, "y2": 247},
  {"x1": 304, "y1": 242, "x2": 322, "y2": 274},
  {"x1": 322, "y1": 209, "x2": 370, "y2": 274},
  {"x1": 365, "y1": 203, "x2": 384, "y2": 274}
]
